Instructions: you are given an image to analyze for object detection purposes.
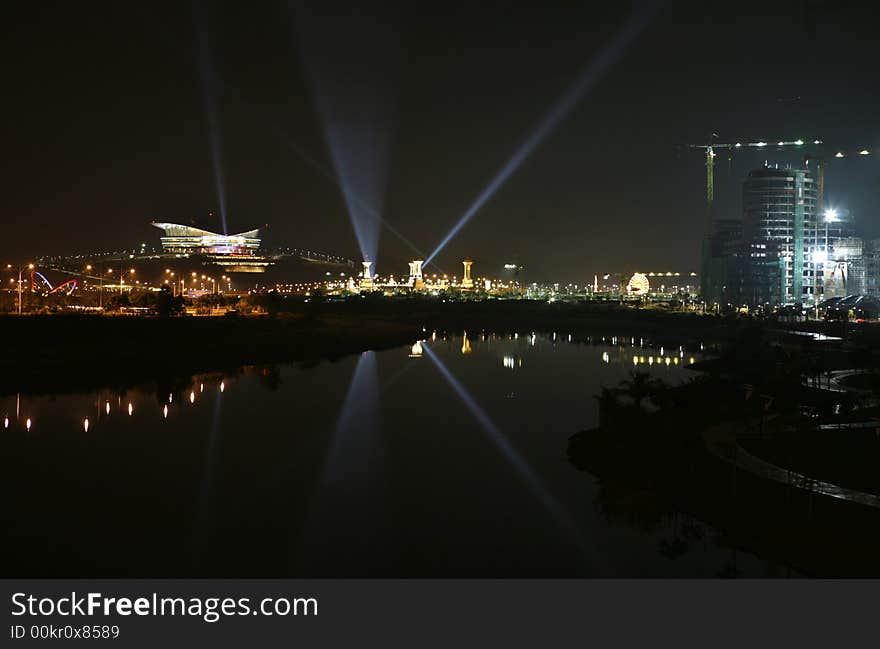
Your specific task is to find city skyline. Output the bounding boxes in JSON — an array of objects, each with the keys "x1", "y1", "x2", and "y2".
[{"x1": 3, "y1": 2, "x2": 878, "y2": 280}]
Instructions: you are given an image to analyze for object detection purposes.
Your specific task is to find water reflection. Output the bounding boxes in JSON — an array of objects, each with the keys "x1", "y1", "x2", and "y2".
[
  {"x1": 423, "y1": 343, "x2": 599, "y2": 568},
  {"x1": 303, "y1": 351, "x2": 385, "y2": 574},
  {"x1": 0, "y1": 333, "x2": 784, "y2": 577}
]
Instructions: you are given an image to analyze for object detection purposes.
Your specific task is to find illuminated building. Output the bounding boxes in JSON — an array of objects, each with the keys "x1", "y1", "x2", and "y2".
[
  {"x1": 408, "y1": 260, "x2": 424, "y2": 290},
  {"x1": 151, "y1": 222, "x2": 269, "y2": 273},
  {"x1": 461, "y1": 259, "x2": 474, "y2": 289},
  {"x1": 360, "y1": 261, "x2": 374, "y2": 289},
  {"x1": 703, "y1": 166, "x2": 825, "y2": 307},
  {"x1": 742, "y1": 167, "x2": 817, "y2": 305}
]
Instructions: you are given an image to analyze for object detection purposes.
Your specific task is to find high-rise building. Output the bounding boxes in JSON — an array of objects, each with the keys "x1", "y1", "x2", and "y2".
[
  {"x1": 864, "y1": 240, "x2": 880, "y2": 297},
  {"x1": 741, "y1": 166, "x2": 817, "y2": 305}
]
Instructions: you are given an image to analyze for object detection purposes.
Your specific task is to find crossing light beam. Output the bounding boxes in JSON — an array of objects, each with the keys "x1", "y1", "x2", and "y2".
[{"x1": 425, "y1": 1, "x2": 661, "y2": 265}]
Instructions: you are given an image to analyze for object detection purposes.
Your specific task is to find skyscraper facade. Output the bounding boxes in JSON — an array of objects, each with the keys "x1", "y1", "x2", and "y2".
[{"x1": 741, "y1": 167, "x2": 817, "y2": 305}]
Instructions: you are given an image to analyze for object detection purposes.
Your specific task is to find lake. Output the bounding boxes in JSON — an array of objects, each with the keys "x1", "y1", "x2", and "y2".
[{"x1": 0, "y1": 331, "x2": 793, "y2": 577}]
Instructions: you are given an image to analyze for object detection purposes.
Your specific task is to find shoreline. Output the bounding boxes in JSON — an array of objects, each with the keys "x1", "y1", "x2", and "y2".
[{"x1": 0, "y1": 300, "x2": 869, "y2": 396}]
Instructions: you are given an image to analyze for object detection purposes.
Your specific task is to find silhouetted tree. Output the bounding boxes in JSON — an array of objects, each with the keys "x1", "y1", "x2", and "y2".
[{"x1": 620, "y1": 370, "x2": 661, "y2": 410}]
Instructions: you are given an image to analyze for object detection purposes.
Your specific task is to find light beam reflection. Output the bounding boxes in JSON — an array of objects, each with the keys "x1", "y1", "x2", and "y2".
[
  {"x1": 425, "y1": 1, "x2": 661, "y2": 264},
  {"x1": 422, "y1": 343, "x2": 600, "y2": 567},
  {"x1": 301, "y1": 351, "x2": 386, "y2": 573},
  {"x1": 192, "y1": 385, "x2": 224, "y2": 569}
]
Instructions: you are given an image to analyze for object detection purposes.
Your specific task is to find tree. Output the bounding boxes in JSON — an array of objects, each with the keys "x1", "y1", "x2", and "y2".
[
  {"x1": 620, "y1": 370, "x2": 661, "y2": 410},
  {"x1": 155, "y1": 287, "x2": 184, "y2": 317}
]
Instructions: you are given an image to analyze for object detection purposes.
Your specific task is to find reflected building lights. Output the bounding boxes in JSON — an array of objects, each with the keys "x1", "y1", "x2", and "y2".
[
  {"x1": 163, "y1": 405, "x2": 169, "y2": 419},
  {"x1": 190, "y1": 391, "x2": 196, "y2": 404}
]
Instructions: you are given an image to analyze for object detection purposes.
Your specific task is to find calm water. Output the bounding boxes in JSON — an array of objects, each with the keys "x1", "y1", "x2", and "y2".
[{"x1": 0, "y1": 332, "x2": 791, "y2": 577}]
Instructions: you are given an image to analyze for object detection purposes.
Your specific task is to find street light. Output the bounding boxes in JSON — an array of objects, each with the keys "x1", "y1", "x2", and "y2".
[{"x1": 7, "y1": 263, "x2": 34, "y2": 315}]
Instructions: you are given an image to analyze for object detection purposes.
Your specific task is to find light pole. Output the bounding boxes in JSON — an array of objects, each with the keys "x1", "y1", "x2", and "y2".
[
  {"x1": 102, "y1": 267, "x2": 113, "y2": 308},
  {"x1": 7, "y1": 263, "x2": 34, "y2": 315}
]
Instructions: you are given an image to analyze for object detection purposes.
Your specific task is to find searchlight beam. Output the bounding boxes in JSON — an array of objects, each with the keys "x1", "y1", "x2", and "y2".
[{"x1": 425, "y1": 1, "x2": 661, "y2": 265}]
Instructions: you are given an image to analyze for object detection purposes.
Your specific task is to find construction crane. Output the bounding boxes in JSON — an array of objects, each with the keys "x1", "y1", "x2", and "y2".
[
  {"x1": 802, "y1": 147, "x2": 872, "y2": 214},
  {"x1": 687, "y1": 137, "x2": 822, "y2": 223}
]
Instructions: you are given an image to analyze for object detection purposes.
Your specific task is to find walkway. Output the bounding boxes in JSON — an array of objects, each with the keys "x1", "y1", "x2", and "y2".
[{"x1": 703, "y1": 421, "x2": 880, "y2": 510}]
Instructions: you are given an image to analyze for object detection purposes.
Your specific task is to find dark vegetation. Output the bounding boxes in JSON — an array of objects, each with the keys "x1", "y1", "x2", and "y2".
[{"x1": 569, "y1": 324, "x2": 880, "y2": 576}]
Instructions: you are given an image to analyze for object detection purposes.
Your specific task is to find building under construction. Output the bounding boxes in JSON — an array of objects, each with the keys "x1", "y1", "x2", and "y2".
[{"x1": 703, "y1": 165, "x2": 826, "y2": 307}]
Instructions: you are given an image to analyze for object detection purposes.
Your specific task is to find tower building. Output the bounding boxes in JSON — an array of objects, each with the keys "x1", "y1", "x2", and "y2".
[
  {"x1": 408, "y1": 260, "x2": 424, "y2": 290},
  {"x1": 461, "y1": 259, "x2": 473, "y2": 289},
  {"x1": 360, "y1": 261, "x2": 373, "y2": 290},
  {"x1": 741, "y1": 166, "x2": 817, "y2": 305}
]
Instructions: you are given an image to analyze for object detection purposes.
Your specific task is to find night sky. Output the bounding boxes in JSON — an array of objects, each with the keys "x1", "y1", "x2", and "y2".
[{"x1": 4, "y1": 1, "x2": 878, "y2": 280}]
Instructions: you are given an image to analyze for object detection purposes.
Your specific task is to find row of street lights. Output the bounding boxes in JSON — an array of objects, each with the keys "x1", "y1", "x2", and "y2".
[
  {"x1": 164, "y1": 269, "x2": 230, "y2": 296},
  {"x1": 4, "y1": 262, "x2": 235, "y2": 314}
]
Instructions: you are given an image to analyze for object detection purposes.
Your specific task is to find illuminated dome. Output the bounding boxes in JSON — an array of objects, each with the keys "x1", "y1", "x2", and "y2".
[{"x1": 627, "y1": 272, "x2": 650, "y2": 296}]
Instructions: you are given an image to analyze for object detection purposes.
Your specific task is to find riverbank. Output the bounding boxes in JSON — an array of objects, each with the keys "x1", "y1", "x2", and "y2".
[
  {"x1": 0, "y1": 313, "x2": 421, "y2": 395},
  {"x1": 1, "y1": 298, "x2": 874, "y2": 395},
  {"x1": 568, "y1": 375, "x2": 880, "y2": 576}
]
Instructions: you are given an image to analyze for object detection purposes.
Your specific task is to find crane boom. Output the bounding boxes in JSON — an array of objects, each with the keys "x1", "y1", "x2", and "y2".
[{"x1": 687, "y1": 138, "x2": 822, "y2": 222}]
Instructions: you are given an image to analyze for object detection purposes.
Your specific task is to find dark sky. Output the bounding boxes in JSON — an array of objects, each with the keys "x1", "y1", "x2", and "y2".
[{"x1": 3, "y1": 1, "x2": 878, "y2": 280}]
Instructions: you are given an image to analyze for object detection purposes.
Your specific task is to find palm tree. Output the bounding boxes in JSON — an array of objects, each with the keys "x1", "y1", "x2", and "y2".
[{"x1": 620, "y1": 370, "x2": 660, "y2": 410}]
